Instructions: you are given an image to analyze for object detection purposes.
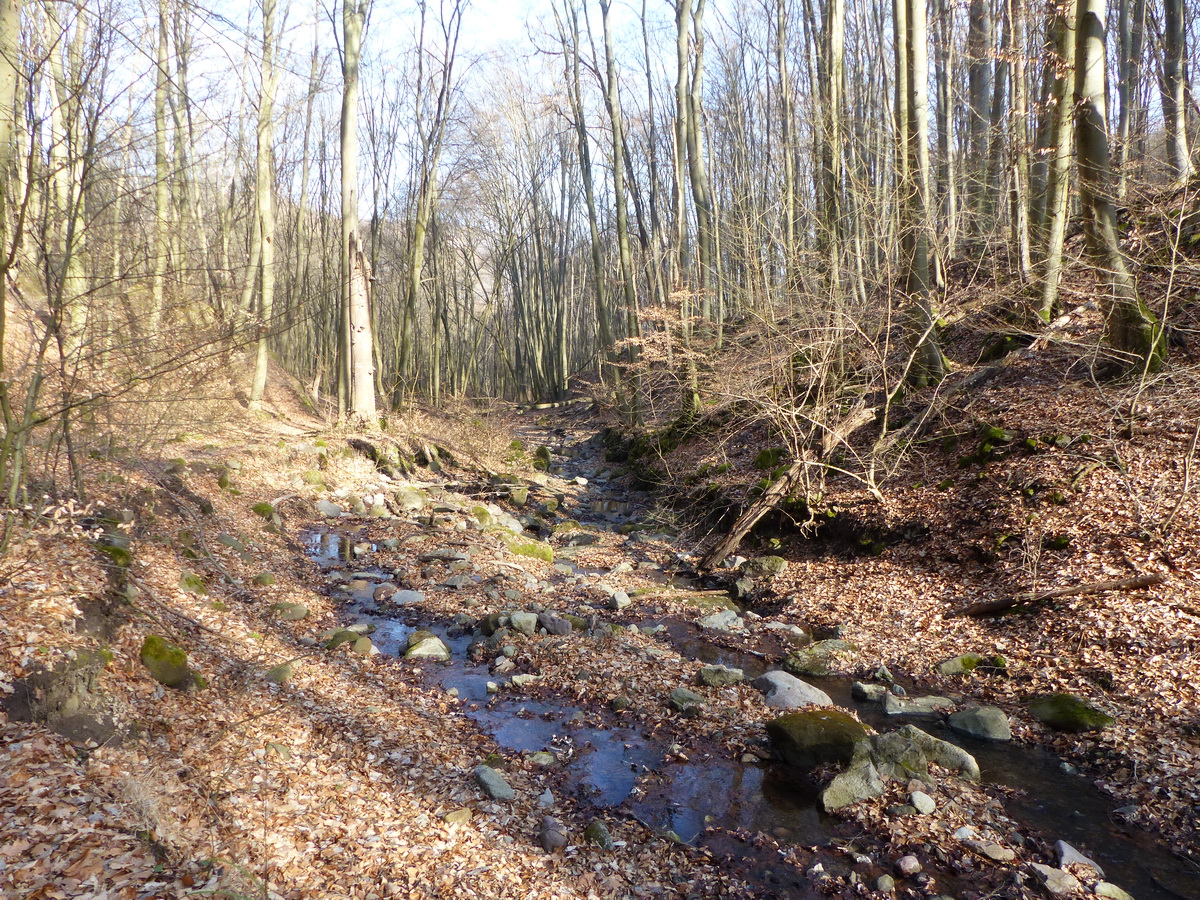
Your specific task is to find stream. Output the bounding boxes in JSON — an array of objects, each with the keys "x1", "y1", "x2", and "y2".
[{"x1": 300, "y1": 423, "x2": 1196, "y2": 900}]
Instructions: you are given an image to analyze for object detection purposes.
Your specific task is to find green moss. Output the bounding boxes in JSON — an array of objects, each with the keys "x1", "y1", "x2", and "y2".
[
  {"x1": 1044, "y1": 534, "x2": 1072, "y2": 551},
  {"x1": 251, "y1": 501, "x2": 275, "y2": 520},
  {"x1": 179, "y1": 572, "x2": 207, "y2": 594},
  {"x1": 252, "y1": 572, "x2": 276, "y2": 586},
  {"x1": 754, "y1": 447, "x2": 787, "y2": 470},
  {"x1": 140, "y1": 634, "x2": 192, "y2": 689},
  {"x1": 500, "y1": 534, "x2": 553, "y2": 563},
  {"x1": 509, "y1": 439, "x2": 525, "y2": 451},
  {"x1": 1029, "y1": 693, "x2": 1114, "y2": 732},
  {"x1": 766, "y1": 709, "x2": 870, "y2": 769},
  {"x1": 533, "y1": 445, "x2": 552, "y2": 471},
  {"x1": 302, "y1": 470, "x2": 325, "y2": 486},
  {"x1": 266, "y1": 663, "x2": 292, "y2": 684}
]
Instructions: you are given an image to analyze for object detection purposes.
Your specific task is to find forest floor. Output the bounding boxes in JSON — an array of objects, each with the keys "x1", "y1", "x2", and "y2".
[{"x1": 2, "y1": 313, "x2": 1200, "y2": 900}]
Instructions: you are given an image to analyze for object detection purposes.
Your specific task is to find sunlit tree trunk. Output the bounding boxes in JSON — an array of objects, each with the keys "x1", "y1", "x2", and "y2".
[
  {"x1": 1161, "y1": 0, "x2": 1194, "y2": 184},
  {"x1": 1074, "y1": 0, "x2": 1163, "y2": 367},
  {"x1": 250, "y1": 0, "x2": 279, "y2": 409},
  {"x1": 1038, "y1": 0, "x2": 1075, "y2": 320},
  {"x1": 342, "y1": 0, "x2": 376, "y2": 421},
  {"x1": 151, "y1": 0, "x2": 170, "y2": 334}
]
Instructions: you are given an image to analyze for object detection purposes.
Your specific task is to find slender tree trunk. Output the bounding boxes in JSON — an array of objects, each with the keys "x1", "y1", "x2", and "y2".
[
  {"x1": 819, "y1": 0, "x2": 845, "y2": 278},
  {"x1": 933, "y1": 0, "x2": 957, "y2": 258},
  {"x1": 685, "y1": 0, "x2": 715, "y2": 320},
  {"x1": 1161, "y1": 0, "x2": 1194, "y2": 184},
  {"x1": 1008, "y1": 0, "x2": 1031, "y2": 278},
  {"x1": 250, "y1": 0, "x2": 279, "y2": 409},
  {"x1": 967, "y1": 0, "x2": 994, "y2": 241},
  {"x1": 1074, "y1": 0, "x2": 1163, "y2": 367},
  {"x1": 1115, "y1": 0, "x2": 1145, "y2": 195},
  {"x1": 342, "y1": 0, "x2": 376, "y2": 421},
  {"x1": 1038, "y1": 0, "x2": 1076, "y2": 320},
  {"x1": 151, "y1": 0, "x2": 170, "y2": 334}
]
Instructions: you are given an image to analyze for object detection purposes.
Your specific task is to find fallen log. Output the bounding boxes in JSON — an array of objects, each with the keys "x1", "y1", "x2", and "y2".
[{"x1": 951, "y1": 573, "x2": 1165, "y2": 617}]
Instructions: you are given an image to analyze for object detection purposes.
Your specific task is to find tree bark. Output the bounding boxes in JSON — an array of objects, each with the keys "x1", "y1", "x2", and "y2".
[
  {"x1": 1161, "y1": 0, "x2": 1194, "y2": 184},
  {"x1": 1074, "y1": 0, "x2": 1164, "y2": 368},
  {"x1": 1038, "y1": 0, "x2": 1076, "y2": 320},
  {"x1": 250, "y1": 0, "x2": 279, "y2": 410}
]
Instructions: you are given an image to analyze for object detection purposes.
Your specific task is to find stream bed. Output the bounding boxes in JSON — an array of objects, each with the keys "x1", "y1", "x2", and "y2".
[{"x1": 299, "y1": 430, "x2": 1198, "y2": 900}]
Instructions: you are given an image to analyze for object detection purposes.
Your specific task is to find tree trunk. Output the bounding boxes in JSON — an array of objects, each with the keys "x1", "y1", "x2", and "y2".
[
  {"x1": 151, "y1": 0, "x2": 170, "y2": 334},
  {"x1": 342, "y1": 0, "x2": 376, "y2": 421},
  {"x1": 1074, "y1": 0, "x2": 1163, "y2": 368},
  {"x1": 967, "y1": 0, "x2": 994, "y2": 241},
  {"x1": 1038, "y1": 0, "x2": 1076, "y2": 320},
  {"x1": 250, "y1": 0, "x2": 279, "y2": 410},
  {"x1": 1161, "y1": 0, "x2": 1194, "y2": 184}
]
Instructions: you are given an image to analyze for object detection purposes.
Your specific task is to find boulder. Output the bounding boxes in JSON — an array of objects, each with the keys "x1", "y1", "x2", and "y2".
[
  {"x1": 697, "y1": 665, "x2": 744, "y2": 688},
  {"x1": 783, "y1": 639, "x2": 856, "y2": 677},
  {"x1": 474, "y1": 764, "x2": 514, "y2": 801},
  {"x1": 1029, "y1": 693, "x2": 1114, "y2": 732},
  {"x1": 852, "y1": 682, "x2": 888, "y2": 702},
  {"x1": 404, "y1": 631, "x2": 451, "y2": 661},
  {"x1": 949, "y1": 706, "x2": 1012, "y2": 741},
  {"x1": 753, "y1": 671, "x2": 834, "y2": 708},
  {"x1": 766, "y1": 709, "x2": 870, "y2": 769}
]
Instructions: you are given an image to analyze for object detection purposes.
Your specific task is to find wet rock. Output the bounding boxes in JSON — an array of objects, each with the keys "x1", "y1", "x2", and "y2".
[
  {"x1": 896, "y1": 855, "x2": 922, "y2": 876},
  {"x1": 783, "y1": 639, "x2": 856, "y2": 677},
  {"x1": 509, "y1": 612, "x2": 539, "y2": 636},
  {"x1": 404, "y1": 631, "x2": 451, "y2": 661},
  {"x1": 754, "y1": 671, "x2": 833, "y2": 708},
  {"x1": 1031, "y1": 863, "x2": 1082, "y2": 895},
  {"x1": 698, "y1": 665, "x2": 744, "y2": 688},
  {"x1": 763, "y1": 621, "x2": 811, "y2": 646},
  {"x1": 884, "y1": 694, "x2": 955, "y2": 717},
  {"x1": 853, "y1": 681, "x2": 888, "y2": 702},
  {"x1": 669, "y1": 687, "x2": 705, "y2": 716},
  {"x1": 474, "y1": 764, "x2": 514, "y2": 801},
  {"x1": 766, "y1": 709, "x2": 870, "y2": 769},
  {"x1": 538, "y1": 613, "x2": 572, "y2": 635},
  {"x1": 539, "y1": 817, "x2": 568, "y2": 853},
  {"x1": 909, "y1": 790, "x2": 936, "y2": 815},
  {"x1": 697, "y1": 609, "x2": 743, "y2": 632},
  {"x1": 822, "y1": 752, "x2": 885, "y2": 811},
  {"x1": 1055, "y1": 840, "x2": 1104, "y2": 878},
  {"x1": 584, "y1": 819, "x2": 615, "y2": 850},
  {"x1": 528, "y1": 751, "x2": 557, "y2": 767},
  {"x1": 1029, "y1": 693, "x2": 1115, "y2": 732},
  {"x1": 949, "y1": 706, "x2": 1012, "y2": 741}
]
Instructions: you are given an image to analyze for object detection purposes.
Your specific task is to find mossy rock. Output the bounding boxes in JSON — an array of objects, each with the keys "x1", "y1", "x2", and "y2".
[
  {"x1": 783, "y1": 639, "x2": 857, "y2": 677},
  {"x1": 1029, "y1": 693, "x2": 1115, "y2": 732},
  {"x1": 252, "y1": 572, "x2": 276, "y2": 586},
  {"x1": 323, "y1": 629, "x2": 360, "y2": 650},
  {"x1": 681, "y1": 593, "x2": 740, "y2": 613},
  {"x1": 96, "y1": 538, "x2": 131, "y2": 568},
  {"x1": 302, "y1": 470, "x2": 325, "y2": 486},
  {"x1": 179, "y1": 572, "x2": 208, "y2": 595},
  {"x1": 499, "y1": 533, "x2": 553, "y2": 564},
  {"x1": 533, "y1": 446, "x2": 552, "y2": 471},
  {"x1": 472, "y1": 506, "x2": 494, "y2": 527},
  {"x1": 265, "y1": 663, "x2": 293, "y2": 684},
  {"x1": 509, "y1": 439, "x2": 526, "y2": 452},
  {"x1": 140, "y1": 634, "x2": 194, "y2": 689},
  {"x1": 270, "y1": 602, "x2": 308, "y2": 621},
  {"x1": 766, "y1": 709, "x2": 870, "y2": 770},
  {"x1": 743, "y1": 555, "x2": 787, "y2": 577},
  {"x1": 216, "y1": 533, "x2": 246, "y2": 552},
  {"x1": 754, "y1": 447, "x2": 787, "y2": 470},
  {"x1": 934, "y1": 653, "x2": 1007, "y2": 676},
  {"x1": 584, "y1": 819, "x2": 615, "y2": 850},
  {"x1": 251, "y1": 501, "x2": 275, "y2": 520}
]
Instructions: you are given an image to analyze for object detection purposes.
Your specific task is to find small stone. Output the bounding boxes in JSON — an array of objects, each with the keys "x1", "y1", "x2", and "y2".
[
  {"x1": 442, "y1": 808, "x2": 471, "y2": 826},
  {"x1": 965, "y1": 839, "x2": 1016, "y2": 862},
  {"x1": 509, "y1": 612, "x2": 539, "y2": 636},
  {"x1": 528, "y1": 751, "x2": 557, "y2": 767},
  {"x1": 474, "y1": 764, "x2": 514, "y2": 801},
  {"x1": 909, "y1": 791, "x2": 936, "y2": 815},
  {"x1": 954, "y1": 825, "x2": 979, "y2": 841},
  {"x1": 538, "y1": 613, "x2": 572, "y2": 635},
  {"x1": 609, "y1": 591, "x2": 631, "y2": 611},
  {"x1": 896, "y1": 855, "x2": 922, "y2": 876},
  {"x1": 852, "y1": 681, "x2": 888, "y2": 702},
  {"x1": 511, "y1": 673, "x2": 541, "y2": 688},
  {"x1": 539, "y1": 816, "x2": 568, "y2": 853},
  {"x1": 670, "y1": 687, "x2": 705, "y2": 715},
  {"x1": 697, "y1": 609, "x2": 743, "y2": 632},
  {"x1": 584, "y1": 819, "x2": 615, "y2": 850},
  {"x1": 754, "y1": 671, "x2": 833, "y2": 708},
  {"x1": 876, "y1": 875, "x2": 896, "y2": 892},
  {"x1": 1094, "y1": 883, "x2": 1134, "y2": 900},
  {"x1": 883, "y1": 694, "x2": 955, "y2": 717},
  {"x1": 486, "y1": 681, "x2": 499, "y2": 694},
  {"x1": 536, "y1": 789, "x2": 554, "y2": 808}
]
